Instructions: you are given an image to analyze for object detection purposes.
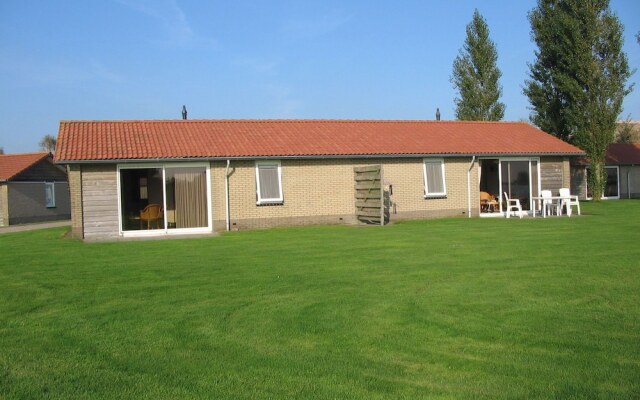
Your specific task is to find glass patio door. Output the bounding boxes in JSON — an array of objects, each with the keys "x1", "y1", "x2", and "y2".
[
  {"x1": 499, "y1": 159, "x2": 539, "y2": 211},
  {"x1": 164, "y1": 167, "x2": 208, "y2": 229},
  {"x1": 118, "y1": 163, "x2": 211, "y2": 235},
  {"x1": 120, "y1": 167, "x2": 165, "y2": 231}
]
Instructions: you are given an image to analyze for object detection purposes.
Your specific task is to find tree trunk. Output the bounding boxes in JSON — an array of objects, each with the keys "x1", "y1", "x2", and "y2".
[{"x1": 589, "y1": 160, "x2": 606, "y2": 201}]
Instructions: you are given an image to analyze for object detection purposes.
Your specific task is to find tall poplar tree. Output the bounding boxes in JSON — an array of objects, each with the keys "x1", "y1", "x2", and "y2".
[
  {"x1": 451, "y1": 9, "x2": 505, "y2": 121},
  {"x1": 524, "y1": 0, "x2": 633, "y2": 200}
]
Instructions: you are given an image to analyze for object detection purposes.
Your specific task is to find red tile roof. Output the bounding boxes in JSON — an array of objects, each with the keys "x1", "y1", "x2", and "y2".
[
  {"x1": 0, "y1": 152, "x2": 51, "y2": 181},
  {"x1": 55, "y1": 119, "x2": 585, "y2": 162},
  {"x1": 605, "y1": 143, "x2": 640, "y2": 165}
]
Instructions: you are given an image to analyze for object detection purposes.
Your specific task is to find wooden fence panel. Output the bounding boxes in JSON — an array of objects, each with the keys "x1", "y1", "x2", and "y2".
[{"x1": 354, "y1": 165, "x2": 384, "y2": 225}]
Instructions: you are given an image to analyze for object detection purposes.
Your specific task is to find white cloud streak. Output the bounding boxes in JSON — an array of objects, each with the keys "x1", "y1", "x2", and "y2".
[{"x1": 116, "y1": 0, "x2": 215, "y2": 47}]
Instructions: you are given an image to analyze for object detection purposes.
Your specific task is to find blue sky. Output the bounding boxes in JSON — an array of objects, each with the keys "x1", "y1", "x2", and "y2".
[{"x1": 1, "y1": 0, "x2": 638, "y2": 153}]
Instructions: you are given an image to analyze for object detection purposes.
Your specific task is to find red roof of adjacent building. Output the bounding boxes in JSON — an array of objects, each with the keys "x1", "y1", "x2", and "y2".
[
  {"x1": 0, "y1": 152, "x2": 51, "y2": 181},
  {"x1": 573, "y1": 143, "x2": 640, "y2": 166},
  {"x1": 605, "y1": 143, "x2": 640, "y2": 165},
  {"x1": 54, "y1": 119, "x2": 585, "y2": 162}
]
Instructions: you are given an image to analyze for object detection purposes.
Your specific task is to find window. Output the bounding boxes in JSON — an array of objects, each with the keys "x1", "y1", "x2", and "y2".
[
  {"x1": 45, "y1": 182, "x2": 55, "y2": 208},
  {"x1": 256, "y1": 161, "x2": 283, "y2": 204},
  {"x1": 139, "y1": 177, "x2": 148, "y2": 199},
  {"x1": 604, "y1": 167, "x2": 620, "y2": 198},
  {"x1": 586, "y1": 166, "x2": 619, "y2": 199},
  {"x1": 423, "y1": 159, "x2": 446, "y2": 197}
]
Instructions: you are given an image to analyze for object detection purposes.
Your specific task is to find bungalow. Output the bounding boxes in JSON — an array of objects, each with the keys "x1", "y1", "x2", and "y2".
[
  {"x1": 54, "y1": 119, "x2": 584, "y2": 241},
  {"x1": 571, "y1": 142, "x2": 640, "y2": 200},
  {"x1": 0, "y1": 152, "x2": 70, "y2": 226}
]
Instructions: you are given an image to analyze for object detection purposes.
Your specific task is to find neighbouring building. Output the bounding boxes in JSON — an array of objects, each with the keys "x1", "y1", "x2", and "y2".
[
  {"x1": 54, "y1": 119, "x2": 585, "y2": 241},
  {"x1": 572, "y1": 142, "x2": 640, "y2": 200},
  {"x1": 0, "y1": 152, "x2": 70, "y2": 226}
]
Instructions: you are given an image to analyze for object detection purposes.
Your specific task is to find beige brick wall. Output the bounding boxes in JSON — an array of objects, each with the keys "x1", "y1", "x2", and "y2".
[
  {"x1": 0, "y1": 184, "x2": 8, "y2": 227},
  {"x1": 67, "y1": 165, "x2": 84, "y2": 238},
  {"x1": 212, "y1": 157, "x2": 478, "y2": 230},
  {"x1": 64, "y1": 156, "x2": 585, "y2": 238}
]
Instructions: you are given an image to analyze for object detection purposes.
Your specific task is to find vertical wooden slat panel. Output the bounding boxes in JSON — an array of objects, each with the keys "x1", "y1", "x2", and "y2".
[{"x1": 354, "y1": 165, "x2": 384, "y2": 225}]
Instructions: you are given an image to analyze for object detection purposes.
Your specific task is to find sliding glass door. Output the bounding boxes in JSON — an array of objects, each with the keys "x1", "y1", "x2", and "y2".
[
  {"x1": 500, "y1": 160, "x2": 538, "y2": 211},
  {"x1": 164, "y1": 167, "x2": 208, "y2": 229},
  {"x1": 118, "y1": 163, "x2": 211, "y2": 235},
  {"x1": 120, "y1": 168, "x2": 165, "y2": 231},
  {"x1": 479, "y1": 158, "x2": 540, "y2": 214}
]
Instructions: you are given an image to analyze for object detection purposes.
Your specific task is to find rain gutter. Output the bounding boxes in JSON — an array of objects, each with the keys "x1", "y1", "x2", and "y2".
[
  {"x1": 628, "y1": 168, "x2": 632, "y2": 199},
  {"x1": 53, "y1": 152, "x2": 585, "y2": 165}
]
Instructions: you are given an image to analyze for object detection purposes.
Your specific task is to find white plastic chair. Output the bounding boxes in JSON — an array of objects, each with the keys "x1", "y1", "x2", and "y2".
[
  {"x1": 503, "y1": 192, "x2": 523, "y2": 219},
  {"x1": 540, "y1": 190, "x2": 554, "y2": 217},
  {"x1": 559, "y1": 188, "x2": 580, "y2": 217}
]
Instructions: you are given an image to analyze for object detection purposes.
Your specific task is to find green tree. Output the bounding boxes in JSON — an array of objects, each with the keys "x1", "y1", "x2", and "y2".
[
  {"x1": 451, "y1": 9, "x2": 505, "y2": 121},
  {"x1": 616, "y1": 118, "x2": 639, "y2": 144},
  {"x1": 39, "y1": 134, "x2": 57, "y2": 153},
  {"x1": 524, "y1": 0, "x2": 633, "y2": 200}
]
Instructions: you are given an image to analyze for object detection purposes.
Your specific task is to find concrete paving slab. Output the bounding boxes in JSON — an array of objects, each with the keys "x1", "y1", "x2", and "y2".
[{"x1": 0, "y1": 220, "x2": 71, "y2": 234}]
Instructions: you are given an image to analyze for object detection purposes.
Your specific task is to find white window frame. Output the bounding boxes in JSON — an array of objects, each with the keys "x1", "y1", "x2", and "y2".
[
  {"x1": 496, "y1": 157, "x2": 541, "y2": 212},
  {"x1": 116, "y1": 162, "x2": 212, "y2": 237},
  {"x1": 423, "y1": 159, "x2": 447, "y2": 197},
  {"x1": 586, "y1": 165, "x2": 620, "y2": 200},
  {"x1": 255, "y1": 160, "x2": 283, "y2": 205},
  {"x1": 45, "y1": 182, "x2": 56, "y2": 208}
]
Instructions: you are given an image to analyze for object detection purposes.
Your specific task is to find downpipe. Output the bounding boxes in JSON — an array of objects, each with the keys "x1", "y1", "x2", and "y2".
[
  {"x1": 225, "y1": 159, "x2": 231, "y2": 231},
  {"x1": 467, "y1": 156, "x2": 476, "y2": 218}
]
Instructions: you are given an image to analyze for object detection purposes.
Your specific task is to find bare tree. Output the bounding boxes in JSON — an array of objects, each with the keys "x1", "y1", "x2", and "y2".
[{"x1": 39, "y1": 135, "x2": 57, "y2": 153}]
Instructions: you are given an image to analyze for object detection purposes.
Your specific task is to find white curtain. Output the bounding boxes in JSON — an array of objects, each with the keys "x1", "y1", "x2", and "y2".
[
  {"x1": 259, "y1": 165, "x2": 280, "y2": 200},
  {"x1": 425, "y1": 162, "x2": 444, "y2": 194}
]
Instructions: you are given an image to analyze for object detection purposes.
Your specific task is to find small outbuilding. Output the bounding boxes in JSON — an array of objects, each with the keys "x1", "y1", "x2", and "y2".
[{"x1": 0, "y1": 152, "x2": 70, "y2": 226}]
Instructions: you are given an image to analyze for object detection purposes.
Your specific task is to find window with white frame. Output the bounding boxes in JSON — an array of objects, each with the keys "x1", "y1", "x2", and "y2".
[
  {"x1": 256, "y1": 161, "x2": 283, "y2": 204},
  {"x1": 586, "y1": 166, "x2": 619, "y2": 199},
  {"x1": 45, "y1": 182, "x2": 55, "y2": 208},
  {"x1": 423, "y1": 159, "x2": 446, "y2": 197},
  {"x1": 117, "y1": 163, "x2": 211, "y2": 234}
]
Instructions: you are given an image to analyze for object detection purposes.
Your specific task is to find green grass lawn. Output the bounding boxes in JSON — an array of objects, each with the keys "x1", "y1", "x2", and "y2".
[{"x1": 1, "y1": 201, "x2": 639, "y2": 399}]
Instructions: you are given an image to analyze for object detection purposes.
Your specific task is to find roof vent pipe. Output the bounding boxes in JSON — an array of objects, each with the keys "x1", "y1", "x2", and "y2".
[{"x1": 182, "y1": 105, "x2": 187, "y2": 120}]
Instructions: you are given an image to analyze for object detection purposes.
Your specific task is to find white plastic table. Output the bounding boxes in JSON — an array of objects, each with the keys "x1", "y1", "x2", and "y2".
[{"x1": 532, "y1": 196, "x2": 563, "y2": 218}]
